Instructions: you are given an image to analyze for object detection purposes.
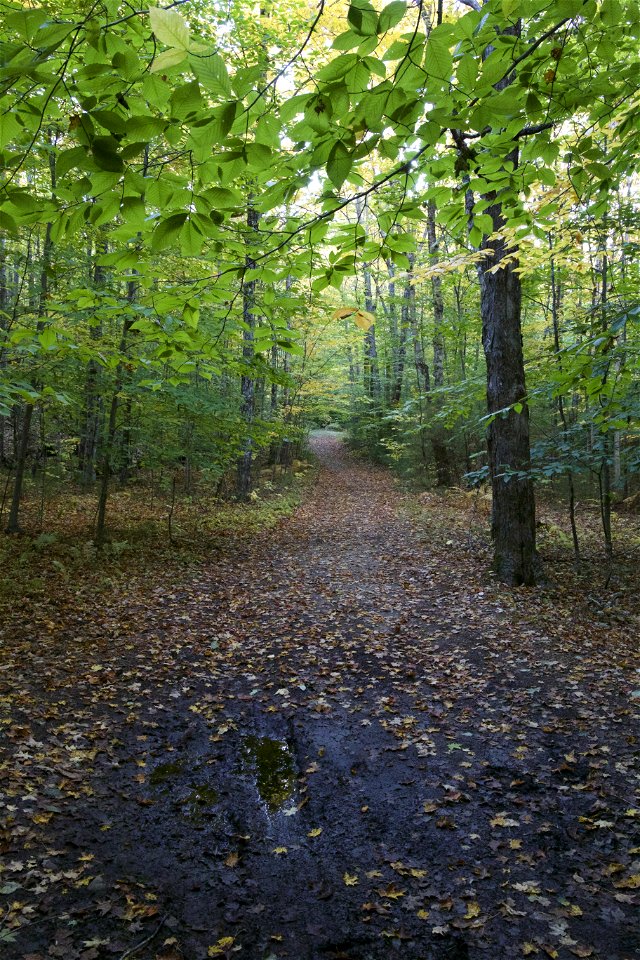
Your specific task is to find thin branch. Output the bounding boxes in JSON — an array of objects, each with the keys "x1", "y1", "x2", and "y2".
[{"x1": 117, "y1": 914, "x2": 167, "y2": 960}]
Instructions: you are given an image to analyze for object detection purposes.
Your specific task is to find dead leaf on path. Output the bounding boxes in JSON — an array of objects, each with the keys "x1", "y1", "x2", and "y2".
[
  {"x1": 491, "y1": 813, "x2": 519, "y2": 828},
  {"x1": 343, "y1": 872, "x2": 359, "y2": 886},
  {"x1": 207, "y1": 938, "x2": 235, "y2": 957}
]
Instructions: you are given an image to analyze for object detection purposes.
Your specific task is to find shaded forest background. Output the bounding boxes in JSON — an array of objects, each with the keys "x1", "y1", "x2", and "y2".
[{"x1": 0, "y1": 0, "x2": 639, "y2": 590}]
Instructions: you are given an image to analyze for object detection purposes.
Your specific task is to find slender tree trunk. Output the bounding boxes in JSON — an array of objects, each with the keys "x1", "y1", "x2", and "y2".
[
  {"x1": 236, "y1": 204, "x2": 259, "y2": 500},
  {"x1": 362, "y1": 263, "x2": 379, "y2": 400},
  {"x1": 427, "y1": 199, "x2": 452, "y2": 486},
  {"x1": 598, "y1": 252, "x2": 613, "y2": 562},
  {"x1": 549, "y1": 241, "x2": 580, "y2": 561},
  {"x1": 79, "y1": 241, "x2": 106, "y2": 487},
  {"x1": 6, "y1": 145, "x2": 56, "y2": 533},
  {"x1": 0, "y1": 237, "x2": 8, "y2": 467},
  {"x1": 385, "y1": 258, "x2": 407, "y2": 405},
  {"x1": 95, "y1": 278, "x2": 136, "y2": 545}
]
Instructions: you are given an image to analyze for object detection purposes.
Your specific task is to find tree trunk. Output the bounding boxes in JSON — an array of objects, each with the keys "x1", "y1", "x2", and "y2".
[
  {"x1": 549, "y1": 239, "x2": 580, "y2": 562},
  {"x1": 78, "y1": 241, "x2": 106, "y2": 487},
  {"x1": 95, "y1": 277, "x2": 136, "y2": 546},
  {"x1": 6, "y1": 145, "x2": 56, "y2": 534},
  {"x1": 236, "y1": 204, "x2": 260, "y2": 500},
  {"x1": 479, "y1": 198, "x2": 539, "y2": 585},
  {"x1": 385, "y1": 258, "x2": 407, "y2": 406},
  {"x1": 427, "y1": 199, "x2": 452, "y2": 486}
]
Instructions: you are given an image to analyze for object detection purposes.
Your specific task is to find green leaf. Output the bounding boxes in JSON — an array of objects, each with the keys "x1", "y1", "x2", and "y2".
[
  {"x1": 91, "y1": 136, "x2": 123, "y2": 172},
  {"x1": 326, "y1": 140, "x2": 352, "y2": 189},
  {"x1": 457, "y1": 53, "x2": 477, "y2": 90},
  {"x1": 152, "y1": 212, "x2": 188, "y2": 251},
  {"x1": 425, "y1": 32, "x2": 452, "y2": 82},
  {"x1": 125, "y1": 115, "x2": 166, "y2": 140},
  {"x1": 149, "y1": 7, "x2": 190, "y2": 50},
  {"x1": 348, "y1": 0, "x2": 379, "y2": 37},
  {"x1": 378, "y1": 1, "x2": 406, "y2": 33},
  {"x1": 56, "y1": 146, "x2": 89, "y2": 178},
  {"x1": 150, "y1": 47, "x2": 187, "y2": 73},
  {"x1": 39, "y1": 327, "x2": 56, "y2": 350},
  {"x1": 0, "y1": 112, "x2": 22, "y2": 148},
  {"x1": 170, "y1": 81, "x2": 202, "y2": 120},
  {"x1": 332, "y1": 29, "x2": 362, "y2": 51},
  {"x1": 180, "y1": 219, "x2": 204, "y2": 256},
  {"x1": 190, "y1": 53, "x2": 231, "y2": 98}
]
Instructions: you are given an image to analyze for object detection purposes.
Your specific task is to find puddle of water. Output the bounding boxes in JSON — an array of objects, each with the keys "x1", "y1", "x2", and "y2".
[
  {"x1": 241, "y1": 736, "x2": 296, "y2": 813},
  {"x1": 182, "y1": 782, "x2": 220, "y2": 823},
  {"x1": 186, "y1": 783, "x2": 219, "y2": 806},
  {"x1": 149, "y1": 760, "x2": 185, "y2": 785}
]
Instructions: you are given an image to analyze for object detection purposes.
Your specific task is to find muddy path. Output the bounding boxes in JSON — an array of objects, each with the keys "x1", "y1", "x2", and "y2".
[{"x1": 1, "y1": 434, "x2": 638, "y2": 960}]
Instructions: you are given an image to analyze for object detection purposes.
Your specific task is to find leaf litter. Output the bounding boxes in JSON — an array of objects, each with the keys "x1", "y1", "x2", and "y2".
[{"x1": 0, "y1": 434, "x2": 638, "y2": 959}]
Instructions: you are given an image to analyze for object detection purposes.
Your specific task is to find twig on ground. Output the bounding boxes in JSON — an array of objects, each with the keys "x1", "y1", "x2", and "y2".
[{"x1": 118, "y1": 914, "x2": 168, "y2": 960}]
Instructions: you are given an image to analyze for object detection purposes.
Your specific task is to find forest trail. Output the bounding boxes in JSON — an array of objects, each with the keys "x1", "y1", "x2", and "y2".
[{"x1": 1, "y1": 434, "x2": 638, "y2": 960}]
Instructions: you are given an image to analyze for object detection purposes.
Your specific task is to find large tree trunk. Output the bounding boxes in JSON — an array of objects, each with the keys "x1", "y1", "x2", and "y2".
[{"x1": 479, "y1": 199, "x2": 538, "y2": 585}]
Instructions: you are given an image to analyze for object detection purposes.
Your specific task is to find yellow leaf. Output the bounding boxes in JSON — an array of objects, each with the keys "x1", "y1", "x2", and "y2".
[
  {"x1": 208, "y1": 938, "x2": 234, "y2": 957},
  {"x1": 308, "y1": 828, "x2": 322, "y2": 838},
  {"x1": 522, "y1": 945, "x2": 538, "y2": 956},
  {"x1": 376, "y1": 884, "x2": 404, "y2": 900},
  {"x1": 491, "y1": 813, "x2": 519, "y2": 828},
  {"x1": 509, "y1": 839, "x2": 522, "y2": 849},
  {"x1": 224, "y1": 852, "x2": 239, "y2": 868},
  {"x1": 33, "y1": 813, "x2": 53, "y2": 824},
  {"x1": 614, "y1": 874, "x2": 640, "y2": 889},
  {"x1": 417, "y1": 908, "x2": 430, "y2": 920},
  {"x1": 332, "y1": 306, "x2": 374, "y2": 330},
  {"x1": 465, "y1": 901, "x2": 481, "y2": 919},
  {"x1": 343, "y1": 872, "x2": 359, "y2": 886},
  {"x1": 353, "y1": 309, "x2": 375, "y2": 330},
  {"x1": 272, "y1": 847, "x2": 288, "y2": 855}
]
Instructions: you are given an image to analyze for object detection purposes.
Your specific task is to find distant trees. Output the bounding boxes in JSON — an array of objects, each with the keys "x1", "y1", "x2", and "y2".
[{"x1": 0, "y1": 0, "x2": 638, "y2": 580}]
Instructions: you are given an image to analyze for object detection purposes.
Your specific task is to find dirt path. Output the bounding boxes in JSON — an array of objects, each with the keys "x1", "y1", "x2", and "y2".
[{"x1": 1, "y1": 434, "x2": 638, "y2": 960}]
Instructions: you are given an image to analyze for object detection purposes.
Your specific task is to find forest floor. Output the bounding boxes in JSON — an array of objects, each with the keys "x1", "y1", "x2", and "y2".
[{"x1": 1, "y1": 433, "x2": 639, "y2": 960}]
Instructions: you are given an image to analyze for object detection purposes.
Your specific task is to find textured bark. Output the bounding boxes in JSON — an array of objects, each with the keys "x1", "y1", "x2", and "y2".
[
  {"x1": 549, "y1": 241, "x2": 580, "y2": 561},
  {"x1": 95, "y1": 278, "x2": 136, "y2": 545},
  {"x1": 405, "y1": 252, "x2": 430, "y2": 395},
  {"x1": 78, "y1": 244, "x2": 106, "y2": 487},
  {"x1": 385, "y1": 258, "x2": 407, "y2": 406},
  {"x1": 236, "y1": 204, "x2": 260, "y2": 500},
  {"x1": 469, "y1": 21, "x2": 540, "y2": 585},
  {"x1": 427, "y1": 200, "x2": 452, "y2": 486},
  {"x1": 6, "y1": 147, "x2": 56, "y2": 533},
  {"x1": 479, "y1": 200, "x2": 538, "y2": 585},
  {"x1": 362, "y1": 263, "x2": 379, "y2": 400}
]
